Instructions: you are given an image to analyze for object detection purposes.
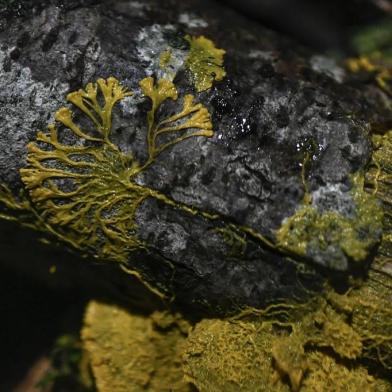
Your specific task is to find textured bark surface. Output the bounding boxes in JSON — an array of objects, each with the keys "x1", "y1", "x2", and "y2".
[{"x1": 0, "y1": 0, "x2": 391, "y2": 315}]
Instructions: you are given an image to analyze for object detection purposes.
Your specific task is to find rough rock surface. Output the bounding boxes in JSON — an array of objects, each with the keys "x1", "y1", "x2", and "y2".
[{"x1": 0, "y1": 0, "x2": 389, "y2": 314}]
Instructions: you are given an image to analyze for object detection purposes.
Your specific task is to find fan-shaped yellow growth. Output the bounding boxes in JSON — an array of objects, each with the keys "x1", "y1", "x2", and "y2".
[
  {"x1": 185, "y1": 35, "x2": 226, "y2": 92},
  {"x1": 139, "y1": 76, "x2": 213, "y2": 170},
  {"x1": 19, "y1": 77, "x2": 215, "y2": 262}
]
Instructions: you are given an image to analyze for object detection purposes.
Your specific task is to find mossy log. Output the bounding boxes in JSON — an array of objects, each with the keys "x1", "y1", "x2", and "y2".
[
  {"x1": 1, "y1": 0, "x2": 392, "y2": 390},
  {"x1": 0, "y1": 0, "x2": 391, "y2": 314}
]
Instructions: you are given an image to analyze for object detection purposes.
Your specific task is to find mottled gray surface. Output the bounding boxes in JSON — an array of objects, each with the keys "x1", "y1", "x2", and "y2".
[{"x1": 0, "y1": 0, "x2": 389, "y2": 314}]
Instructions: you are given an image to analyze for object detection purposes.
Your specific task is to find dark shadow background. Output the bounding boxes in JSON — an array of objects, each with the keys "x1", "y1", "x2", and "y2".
[{"x1": 221, "y1": 0, "x2": 390, "y2": 52}]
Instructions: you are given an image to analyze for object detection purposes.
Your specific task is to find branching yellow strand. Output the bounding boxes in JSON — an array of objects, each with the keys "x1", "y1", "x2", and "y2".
[
  {"x1": 19, "y1": 76, "x2": 216, "y2": 263},
  {"x1": 139, "y1": 77, "x2": 213, "y2": 171}
]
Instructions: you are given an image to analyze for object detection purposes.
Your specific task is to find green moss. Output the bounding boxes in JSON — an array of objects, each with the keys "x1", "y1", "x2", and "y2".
[
  {"x1": 351, "y1": 18, "x2": 392, "y2": 59},
  {"x1": 185, "y1": 35, "x2": 226, "y2": 92},
  {"x1": 275, "y1": 173, "x2": 383, "y2": 269}
]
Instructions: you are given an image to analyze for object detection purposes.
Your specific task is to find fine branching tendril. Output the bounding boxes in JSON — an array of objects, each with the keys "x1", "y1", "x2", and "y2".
[
  {"x1": 19, "y1": 76, "x2": 215, "y2": 262},
  {"x1": 138, "y1": 77, "x2": 213, "y2": 171}
]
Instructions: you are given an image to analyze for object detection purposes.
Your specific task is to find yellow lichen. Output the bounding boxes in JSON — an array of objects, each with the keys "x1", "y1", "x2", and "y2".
[
  {"x1": 183, "y1": 319, "x2": 290, "y2": 392},
  {"x1": 12, "y1": 74, "x2": 281, "y2": 301},
  {"x1": 185, "y1": 35, "x2": 226, "y2": 92},
  {"x1": 183, "y1": 299, "x2": 391, "y2": 391},
  {"x1": 299, "y1": 305, "x2": 363, "y2": 360},
  {"x1": 327, "y1": 286, "x2": 392, "y2": 371},
  {"x1": 19, "y1": 77, "x2": 215, "y2": 263},
  {"x1": 225, "y1": 268, "x2": 392, "y2": 384},
  {"x1": 20, "y1": 78, "x2": 146, "y2": 260},
  {"x1": 275, "y1": 173, "x2": 383, "y2": 267},
  {"x1": 77, "y1": 154, "x2": 392, "y2": 391},
  {"x1": 302, "y1": 351, "x2": 387, "y2": 391},
  {"x1": 271, "y1": 336, "x2": 307, "y2": 391},
  {"x1": 82, "y1": 301, "x2": 192, "y2": 392},
  {"x1": 366, "y1": 129, "x2": 392, "y2": 277},
  {"x1": 79, "y1": 55, "x2": 391, "y2": 392}
]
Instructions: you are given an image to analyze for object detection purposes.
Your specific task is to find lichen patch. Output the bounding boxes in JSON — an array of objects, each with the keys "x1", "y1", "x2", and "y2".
[{"x1": 275, "y1": 174, "x2": 383, "y2": 270}]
